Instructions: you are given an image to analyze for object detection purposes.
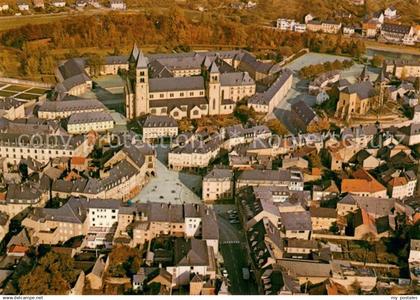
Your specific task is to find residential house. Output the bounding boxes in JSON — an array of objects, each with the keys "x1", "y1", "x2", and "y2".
[
  {"x1": 341, "y1": 169, "x2": 387, "y2": 198},
  {"x1": 109, "y1": 0, "x2": 125, "y2": 10},
  {"x1": 312, "y1": 180, "x2": 339, "y2": 202},
  {"x1": 307, "y1": 20, "x2": 323, "y2": 32},
  {"x1": 384, "y1": 6, "x2": 397, "y2": 19},
  {"x1": 362, "y1": 20, "x2": 380, "y2": 38},
  {"x1": 51, "y1": 0, "x2": 66, "y2": 7},
  {"x1": 322, "y1": 20, "x2": 342, "y2": 34},
  {"x1": 310, "y1": 207, "x2": 337, "y2": 231},
  {"x1": 17, "y1": 0, "x2": 30, "y2": 10},
  {"x1": 279, "y1": 211, "x2": 312, "y2": 240},
  {"x1": 202, "y1": 168, "x2": 233, "y2": 202},
  {"x1": 385, "y1": 170, "x2": 417, "y2": 199},
  {"x1": 86, "y1": 255, "x2": 109, "y2": 290},
  {"x1": 275, "y1": 260, "x2": 331, "y2": 285},
  {"x1": 0, "y1": 98, "x2": 25, "y2": 120},
  {"x1": 291, "y1": 100, "x2": 319, "y2": 132},
  {"x1": 142, "y1": 115, "x2": 178, "y2": 142},
  {"x1": 237, "y1": 169, "x2": 304, "y2": 191},
  {"x1": 67, "y1": 111, "x2": 114, "y2": 134},
  {"x1": 166, "y1": 238, "x2": 216, "y2": 287},
  {"x1": 37, "y1": 99, "x2": 107, "y2": 120},
  {"x1": 381, "y1": 23, "x2": 414, "y2": 44},
  {"x1": 409, "y1": 239, "x2": 420, "y2": 281}
]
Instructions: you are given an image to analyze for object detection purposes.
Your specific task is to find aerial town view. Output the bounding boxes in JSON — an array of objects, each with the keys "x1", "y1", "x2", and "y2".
[{"x1": 0, "y1": 0, "x2": 419, "y2": 297}]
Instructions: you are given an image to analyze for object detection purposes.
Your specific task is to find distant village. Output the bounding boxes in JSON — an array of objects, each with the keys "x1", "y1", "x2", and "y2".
[
  {"x1": 0, "y1": 3, "x2": 419, "y2": 294},
  {"x1": 276, "y1": 6, "x2": 420, "y2": 46}
]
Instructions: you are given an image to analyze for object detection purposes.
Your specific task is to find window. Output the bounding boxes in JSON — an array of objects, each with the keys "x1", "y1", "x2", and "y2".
[
  {"x1": 160, "y1": 94, "x2": 164, "y2": 98},
  {"x1": 180, "y1": 92, "x2": 184, "y2": 97},
  {"x1": 140, "y1": 71, "x2": 145, "y2": 76},
  {"x1": 169, "y1": 93, "x2": 174, "y2": 97},
  {"x1": 173, "y1": 111, "x2": 179, "y2": 117}
]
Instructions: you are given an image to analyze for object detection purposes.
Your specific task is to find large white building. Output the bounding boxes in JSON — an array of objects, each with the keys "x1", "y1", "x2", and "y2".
[
  {"x1": 202, "y1": 168, "x2": 233, "y2": 201},
  {"x1": 142, "y1": 115, "x2": 178, "y2": 142},
  {"x1": 67, "y1": 111, "x2": 114, "y2": 134}
]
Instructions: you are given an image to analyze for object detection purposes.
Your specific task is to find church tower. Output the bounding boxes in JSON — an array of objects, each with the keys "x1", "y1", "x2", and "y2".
[
  {"x1": 208, "y1": 62, "x2": 221, "y2": 116},
  {"x1": 134, "y1": 50, "x2": 149, "y2": 117}
]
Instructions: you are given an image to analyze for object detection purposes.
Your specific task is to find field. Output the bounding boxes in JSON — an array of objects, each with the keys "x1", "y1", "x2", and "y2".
[{"x1": 0, "y1": 82, "x2": 50, "y2": 100}]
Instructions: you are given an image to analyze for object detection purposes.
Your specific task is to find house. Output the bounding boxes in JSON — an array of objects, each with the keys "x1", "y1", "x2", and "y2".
[
  {"x1": 202, "y1": 168, "x2": 233, "y2": 202},
  {"x1": 330, "y1": 260, "x2": 377, "y2": 292},
  {"x1": 341, "y1": 169, "x2": 387, "y2": 198},
  {"x1": 238, "y1": 187, "x2": 281, "y2": 230},
  {"x1": 37, "y1": 99, "x2": 106, "y2": 120},
  {"x1": 86, "y1": 255, "x2": 109, "y2": 290},
  {"x1": 279, "y1": 211, "x2": 312, "y2": 240},
  {"x1": 247, "y1": 69, "x2": 293, "y2": 114},
  {"x1": 381, "y1": 23, "x2": 414, "y2": 44},
  {"x1": 335, "y1": 81, "x2": 376, "y2": 121},
  {"x1": 0, "y1": 98, "x2": 25, "y2": 120},
  {"x1": 277, "y1": 19, "x2": 296, "y2": 31},
  {"x1": 237, "y1": 169, "x2": 304, "y2": 191},
  {"x1": 362, "y1": 20, "x2": 380, "y2": 38},
  {"x1": 166, "y1": 238, "x2": 216, "y2": 287},
  {"x1": 67, "y1": 111, "x2": 114, "y2": 134},
  {"x1": 310, "y1": 207, "x2": 337, "y2": 231},
  {"x1": 294, "y1": 23, "x2": 307, "y2": 33},
  {"x1": 275, "y1": 260, "x2": 331, "y2": 285},
  {"x1": 6, "y1": 229, "x2": 30, "y2": 256},
  {"x1": 307, "y1": 20, "x2": 323, "y2": 32},
  {"x1": 168, "y1": 133, "x2": 223, "y2": 170},
  {"x1": 343, "y1": 26, "x2": 355, "y2": 36},
  {"x1": 312, "y1": 180, "x2": 339, "y2": 202},
  {"x1": 409, "y1": 239, "x2": 420, "y2": 281},
  {"x1": 384, "y1": 6, "x2": 397, "y2": 19},
  {"x1": 384, "y1": 60, "x2": 420, "y2": 79},
  {"x1": 109, "y1": 0, "x2": 125, "y2": 10},
  {"x1": 282, "y1": 157, "x2": 308, "y2": 170},
  {"x1": 309, "y1": 71, "x2": 341, "y2": 94},
  {"x1": 291, "y1": 100, "x2": 319, "y2": 132},
  {"x1": 247, "y1": 218, "x2": 284, "y2": 269},
  {"x1": 385, "y1": 170, "x2": 417, "y2": 199},
  {"x1": 322, "y1": 20, "x2": 342, "y2": 34},
  {"x1": 32, "y1": 0, "x2": 44, "y2": 8},
  {"x1": 17, "y1": 0, "x2": 30, "y2": 10},
  {"x1": 142, "y1": 115, "x2": 178, "y2": 142},
  {"x1": 51, "y1": 0, "x2": 66, "y2": 7},
  {"x1": 0, "y1": 3, "x2": 9, "y2": 10}
]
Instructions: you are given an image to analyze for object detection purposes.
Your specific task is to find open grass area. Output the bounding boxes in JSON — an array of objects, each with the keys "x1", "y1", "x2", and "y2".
[
  {"x1": 26, "y1": 87, "x2": 49, "y2": 95},
  {"x1": 15, "y1": 93, "x2": 39, "y2": 100},
  {"x1": 0, "y1": 90, "x2": 16, "y2": 97},
  {"x1": 3, "y1": 84, "x2": 28, "y2": 92}
]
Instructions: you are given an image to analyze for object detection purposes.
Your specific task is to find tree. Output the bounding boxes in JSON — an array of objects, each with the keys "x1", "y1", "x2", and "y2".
[
  {"x1": 307, "y1": 118, "x2": 330, "y2": 133},
  {"x1": 371, "y1": 55, "x2": 384, "y2": 68},
  {"x1": 19, "y1": 252, "x2": 79, "y2": 295},
  {"x1": 266, "y1": 119, "x2": 288, "y2": 136},
  {"x1": 86, "y1": 53, "x2": 105, "y2": 77}
]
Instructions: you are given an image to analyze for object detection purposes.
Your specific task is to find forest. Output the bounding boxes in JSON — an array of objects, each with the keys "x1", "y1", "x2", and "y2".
[{"x1": 0, "y1": 8, "x2": 365, "y2": 80}]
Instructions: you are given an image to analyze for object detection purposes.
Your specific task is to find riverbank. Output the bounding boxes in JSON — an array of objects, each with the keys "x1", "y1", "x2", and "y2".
[{"x1": 365, "y1": 41, "x2": 420, "y2": 59}]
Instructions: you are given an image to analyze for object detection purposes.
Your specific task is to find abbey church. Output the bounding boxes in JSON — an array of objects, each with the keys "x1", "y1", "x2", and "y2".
[{"x1": 124, "y1": 44, "x2": 284, "y2": 120}]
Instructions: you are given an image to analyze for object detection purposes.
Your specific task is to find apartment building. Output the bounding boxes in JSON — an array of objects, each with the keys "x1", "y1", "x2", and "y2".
[
  {"x1": 202, "y1": 168, "x2": 233, "y2": 202},
  {"x1": 142, "y1": 115, "x2": 178, "y2": 142},
  {"x1": 0, "y1": 133, "x2": 94, "y2": 164},
  {"x1": 237, "y1": 169, "x2": 304, "y2": 191},
  {"x1": 168, "y1": 133, "x2": 223, "y2": 170},
  {"x1": 0, "y1": 98, "x2": 25, "y2": 121},
  {"x1": 67, "y1": 111, "x2": 114, "y2": 134},
  {"x1": 247, "y1": 69, "x2": 293, "y2": 114},
  {"x1": 37, "y1": 99, "x2": 106, "y2": 120}
]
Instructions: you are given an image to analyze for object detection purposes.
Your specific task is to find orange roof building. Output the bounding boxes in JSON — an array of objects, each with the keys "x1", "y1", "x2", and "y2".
[{"x1": 341, "y1": 169, "x2": 387, "y2": 198}]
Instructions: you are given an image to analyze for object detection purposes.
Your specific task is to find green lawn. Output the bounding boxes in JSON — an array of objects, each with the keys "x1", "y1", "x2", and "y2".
[
  {"x1": 15, "y1": 93, "x2": 39, "y2": 100},
  {"x1": 0, "y1": 90, "x2": 16, "y2": 97},
  {"x1": 26, "y1": 87, "x2": 49, "y2": 95},
  {"x1": 3, "y1": 84, "x2": 28, "y2": 92}
]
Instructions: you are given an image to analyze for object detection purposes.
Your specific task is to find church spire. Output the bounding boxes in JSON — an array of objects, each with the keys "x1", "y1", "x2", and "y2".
[
  {"x1": 129, "y1": 43, "x2": 139, "y2": 63},
  {"x1": 136, "y1": 50, "x2": 148, "y2": 69}
]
